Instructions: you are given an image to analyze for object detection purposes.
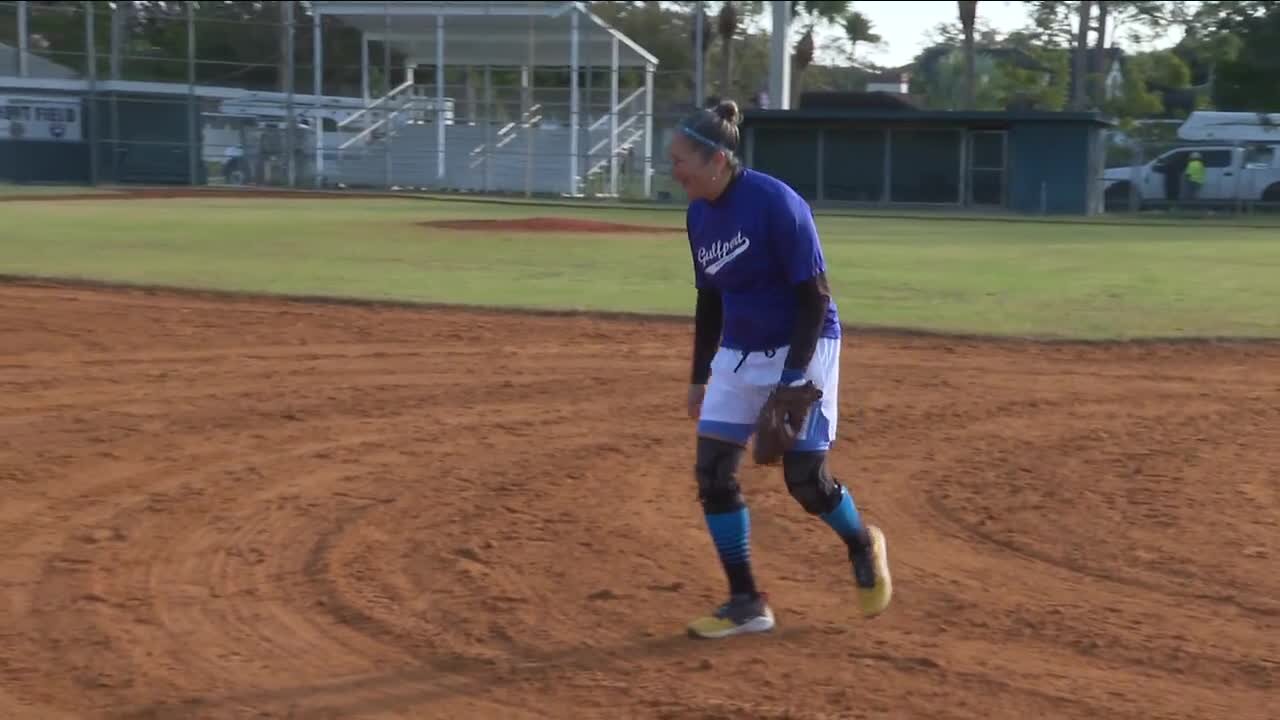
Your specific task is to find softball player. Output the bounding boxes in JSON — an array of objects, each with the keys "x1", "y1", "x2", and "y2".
[{"x1": 672, "y1": 100, "x2": 892, "y2": 639}]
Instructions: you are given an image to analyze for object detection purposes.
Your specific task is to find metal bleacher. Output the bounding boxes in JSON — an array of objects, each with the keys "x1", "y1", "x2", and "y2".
[{"x1": 327, "y1": 82, "x2": 646, "y2": 197}]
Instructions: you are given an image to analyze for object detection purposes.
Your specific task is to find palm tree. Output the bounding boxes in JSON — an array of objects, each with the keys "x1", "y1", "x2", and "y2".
[
  {"x1": 788, "y1": 1, "x2": 852, "y2": 107},
  {"x1": 1093, "y1": 1, "x2": 1109, "y2": 106},
  {"x1": 791, "y1": 24, "x2": 817, "y2": 107},
  {"x1": 717, "y1": 2, "x2": 739, "y2": 99},
  {"x1": 1073, "y1": 0, "x2": 1093, "y2": 109},
  {"x1": 690, "y1": 2, "x2": 714, "y2": 105},
  {"x1": 958, "y1": 1, "x2": 979, "y2": 109},
  {"x1": 843, "y1": 11, "x2": 880, "y2": 64}
]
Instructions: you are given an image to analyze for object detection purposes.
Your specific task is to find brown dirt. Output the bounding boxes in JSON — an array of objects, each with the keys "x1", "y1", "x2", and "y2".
[
  {"x1": 420, "y1": 217, "x2": 681, "y2": 234},
  {"x1": 0, "y1": 281, "x2": 1277, "y2": 720}
]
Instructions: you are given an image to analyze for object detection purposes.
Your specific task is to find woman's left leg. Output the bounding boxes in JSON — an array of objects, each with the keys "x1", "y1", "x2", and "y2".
[{"x1": 782, "y1": 338, "x2": 893, "y2": 618}]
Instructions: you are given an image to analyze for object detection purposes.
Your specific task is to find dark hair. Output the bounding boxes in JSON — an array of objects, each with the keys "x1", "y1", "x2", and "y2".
[{"x1": 678, "y1": 99, "x2": 743, "y2": 168}]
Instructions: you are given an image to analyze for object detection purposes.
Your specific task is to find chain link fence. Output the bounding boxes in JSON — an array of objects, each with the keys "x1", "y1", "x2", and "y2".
[
  {"x1": 2, "y1": 1, "x2": 737, "y2": 202},
  {"x1": 1101, "y1": 126, "x2": 1280, "y2": 217}
]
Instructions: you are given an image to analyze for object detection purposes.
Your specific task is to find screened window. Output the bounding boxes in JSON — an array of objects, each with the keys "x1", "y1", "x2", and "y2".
[
  {"x1": 752, "y1": 127, "x2": 818, "y2": 199},
  {"x1": 890, "y1": 129, "x2": 961, "y2": 203},
  {"x1": 823, "y1": 129, "x2": 885, "y2": 202}
]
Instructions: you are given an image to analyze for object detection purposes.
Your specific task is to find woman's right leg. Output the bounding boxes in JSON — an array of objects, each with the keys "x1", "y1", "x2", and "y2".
[
  {"x1": 687, "y1": 361, "x2": 776, "y2": 640},
  {"x1": 687, "y1": 433, "x2": 776, "y2": 640},
  {"x1": 695, "y1": 434, "x2": 757, "y2": 598}
]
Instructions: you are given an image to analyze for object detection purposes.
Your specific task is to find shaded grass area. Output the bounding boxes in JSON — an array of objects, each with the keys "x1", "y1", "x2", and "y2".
[
  {"x1": 0, "y1": 183, "x2": 121, "y2": 197},
  {"x1": 1, "y1": 195, "x2": 1278, "y2": 340}
]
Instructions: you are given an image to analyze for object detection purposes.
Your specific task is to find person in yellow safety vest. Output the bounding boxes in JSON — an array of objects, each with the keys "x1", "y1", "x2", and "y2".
[{"x1": 1184, "y1": 151, "x2": 1206, "y2": 202}]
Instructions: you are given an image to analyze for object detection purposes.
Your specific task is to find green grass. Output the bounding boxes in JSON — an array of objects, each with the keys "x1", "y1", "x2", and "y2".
[
  {"x1": 0, "y1": 183, "x2": 120, "y2": 197},
  {"x1": 1, "y1": 193, "x2": 1278, "y2": 340}
]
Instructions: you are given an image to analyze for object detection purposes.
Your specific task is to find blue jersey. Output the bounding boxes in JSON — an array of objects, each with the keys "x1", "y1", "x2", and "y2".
[{"x1": 687, "y1": 169, "x2": 841, "y2": 353}]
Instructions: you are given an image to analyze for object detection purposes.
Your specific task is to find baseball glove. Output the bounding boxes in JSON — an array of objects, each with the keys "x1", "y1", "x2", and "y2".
[{"x1": 751, "y1": 381, "x2": 823, "y2": 466}]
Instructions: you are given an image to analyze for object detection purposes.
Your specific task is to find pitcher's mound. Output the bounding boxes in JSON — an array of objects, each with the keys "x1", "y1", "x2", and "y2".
[{"x1": 420, "y1": 217, "x2": 680, "y2": 234}]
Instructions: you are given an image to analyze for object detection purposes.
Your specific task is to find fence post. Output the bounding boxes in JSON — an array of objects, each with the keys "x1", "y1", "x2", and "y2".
[
  {"x1": 1129, "y1": 143, "x2": 1143, "y2": 214},
  {"x1": 187, "y1": 2, "x2": 197, "y2": 187},
  {"x1": 643, "y1": 62, "x2": 654, "y2": 199},
  {"x1": 85, "y1": 2, "x2": 98, "y2": 187},
  {"x1": 483, "y1": 64, "x2": 492, "y2": 193},
  {"x1": 16, "y1": 1, "x2": 28, "y2": 77},
  {"x1": 610, "y1": 36, "x2": 619, "y2": 197},
  {"x1": 284, "y1": 1, "x2": 296, "y2": 189},
  {"x1": 569, "y1": 9, "x2": 580, "y2": 197},
  {"x1": 383, "y1": 2, "x2": 391, "y2": 189},
  {"x1": 314, "y1": 8, "x2": 324, "y2": 189},
  {"x1": 436, "y1": 14, "x2": 445, "y2": 184}
]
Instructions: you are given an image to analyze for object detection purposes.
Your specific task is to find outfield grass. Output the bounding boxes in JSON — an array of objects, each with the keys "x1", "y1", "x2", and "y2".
[
  {"x1": 1, "y1": 194, "x2": 1278, "y2": 340},
  {"x1": 0, "y1": 183, "x2": 121, "y2": 197}
]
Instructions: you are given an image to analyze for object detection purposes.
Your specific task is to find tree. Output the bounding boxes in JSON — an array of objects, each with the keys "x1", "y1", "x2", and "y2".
[
  {"x1": 590, "y1": 1, "x2": 707, "y2": 107},
  {"x1": 1025, "y1": 0, "x2": 1077, "y2": 48},
  {"x1": 1102, "y1": 51, "x2": 1165, "y2": 119},
  {"x1": 717, "y1": 2, "x2": 740, "y2": 99},
  {"x1": 783, "y1": 0, "x2": 855, "y2": 105},
  {"x1": 1093, "y1": 1, "x2": 1108, "y2": 106},
  {"x1": 690, "y1": 2, "x2": 714, "y2": 105},
  {"x1": 787, "y1": 0, "x2": 852, "y2": 106},
  {"x1": 1208, "y1": 3, "x2": 1280, "y2": 110},
  {"x1": 958, "y1": 1, "x2": 979, "y2": 109},
  {"x1": 1021, "y1": 2, "x2": 1199, "y2": 108},
  {"x1": 841, "y1": 11, "x2": 880, "y2": 64},
  {"x1": 1072, "y1": 1, "x2": 1092, "y2": 109}
]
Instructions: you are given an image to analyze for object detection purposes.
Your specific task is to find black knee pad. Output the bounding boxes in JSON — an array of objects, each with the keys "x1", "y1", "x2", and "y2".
[
  {"x1": 783, "y1": 451, "x2": 842, "y2": 516},
  {"x1": 695, "y1": 436, "x2": 746, "y2": 514}
]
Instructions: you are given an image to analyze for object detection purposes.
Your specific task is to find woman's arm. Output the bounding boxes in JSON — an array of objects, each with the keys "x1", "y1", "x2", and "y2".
[
  {"x1": 691, "y1": 287, "x2": 723, "y2": 384},
  {"x1": 781, "y1": 272, "x2": 831, "y2": 384}
]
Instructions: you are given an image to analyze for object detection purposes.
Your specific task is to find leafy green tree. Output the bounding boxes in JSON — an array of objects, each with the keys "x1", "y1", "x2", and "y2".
[{"x1": 1208, "y1": 3, "x2": 1280, "y2": 111}]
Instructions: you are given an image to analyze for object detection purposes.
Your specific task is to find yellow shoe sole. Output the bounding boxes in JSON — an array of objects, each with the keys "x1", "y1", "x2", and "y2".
[
  {"x1": 686, "y1": 606, "x2": 776, "y2": 639},
  {"x1": 857, "y1": 525, "x2": 892, "y2": 618}
]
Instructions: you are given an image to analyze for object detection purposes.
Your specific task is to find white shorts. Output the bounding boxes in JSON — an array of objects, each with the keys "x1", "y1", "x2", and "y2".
[{"x1": 697, "y1": 337, "x2": 841, "y2": 453}]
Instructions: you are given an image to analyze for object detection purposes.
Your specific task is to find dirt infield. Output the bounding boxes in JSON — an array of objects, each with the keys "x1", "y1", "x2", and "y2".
[
  {"x1": 1, "y1": 282, "x2": 1277, "y2": 720},
  {"x1": 419, "y1": 217, "x2": 681, "y2": 233}
]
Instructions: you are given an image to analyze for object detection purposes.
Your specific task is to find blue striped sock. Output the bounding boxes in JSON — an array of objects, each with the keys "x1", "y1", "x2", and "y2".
[
  {"x1": 705, "y1": 507, "x2": 757, "y2": 597},
  {"x1": 821, "y1": 486, "x2": 865, "y2": 543}
]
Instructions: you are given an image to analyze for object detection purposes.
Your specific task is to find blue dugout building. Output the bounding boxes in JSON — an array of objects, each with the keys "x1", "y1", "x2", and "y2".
[{"x1": 739, "y1": 108, "x2": 1115, "y2": 216}]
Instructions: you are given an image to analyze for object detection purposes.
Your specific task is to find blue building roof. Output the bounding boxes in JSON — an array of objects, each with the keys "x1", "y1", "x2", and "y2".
[{"x1": 741, "y1": 109, "x2": 1115, "y2": 127}]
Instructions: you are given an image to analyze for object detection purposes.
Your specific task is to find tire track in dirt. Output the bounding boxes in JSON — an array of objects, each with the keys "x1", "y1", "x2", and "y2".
[
  {"x1": 859, "y1": 351, "x2": 1280, "y2": 719},
  {"x1": 1, "y1": 283, "x2": 1277, "y2": 720}
]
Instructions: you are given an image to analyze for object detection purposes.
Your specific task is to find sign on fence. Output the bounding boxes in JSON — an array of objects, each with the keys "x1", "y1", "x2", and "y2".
[{"x1": 0, "y1": 95, "x2": 83, "y2": 142}]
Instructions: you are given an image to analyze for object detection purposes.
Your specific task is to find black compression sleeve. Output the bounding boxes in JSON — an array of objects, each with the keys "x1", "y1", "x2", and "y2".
[
  {"x1": 783, "y1": 272, "x2": 831, "y2": 372},
  {"x1": 691, "y1": 288, "x2": 723, "y2": 384}
]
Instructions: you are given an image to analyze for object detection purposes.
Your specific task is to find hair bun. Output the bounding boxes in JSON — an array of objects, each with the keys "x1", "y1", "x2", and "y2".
[{"x1": 714, "y1": 99, "x2": 741, "y2": 126}]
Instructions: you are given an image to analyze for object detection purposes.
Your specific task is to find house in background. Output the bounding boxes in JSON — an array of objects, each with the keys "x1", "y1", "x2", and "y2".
[
  {"x1": 0, "y1": 41, "x2": 82, "y2": 80},
  {"x1": 1067, "y1": 47, "x2": 1127, "y2": 105},
  {"x1": 866, "y1": 71, "x2": 911, "y2": 96},
  {"x1": 908, "y1": 44, "x2": 1058, "y2": 110}
]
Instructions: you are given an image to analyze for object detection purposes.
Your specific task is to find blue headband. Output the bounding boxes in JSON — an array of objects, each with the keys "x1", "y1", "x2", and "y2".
[{"x1": 680, "y1": 124, "x2": 731, "y2": 154}]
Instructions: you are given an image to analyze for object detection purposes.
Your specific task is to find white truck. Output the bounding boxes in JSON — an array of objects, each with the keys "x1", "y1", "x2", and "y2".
[{"x1": 1103, "y1": 112, "x2": 1280, "y2": 210}]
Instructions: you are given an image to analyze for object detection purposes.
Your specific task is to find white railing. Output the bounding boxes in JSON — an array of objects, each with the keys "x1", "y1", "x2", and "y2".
[
  {"x1": 588, "y1": 113, "x2": 641, "y2": 159},
  {"x1": 587, "y1": 86, "x2": 646, "y2": 134},
  {"x1": 585, "y1": 126, "x2": 645, "y2": 184},
  {"x1": 338, "y1": 79, "x2": 414, "y2": 132},
  {"x1": 581, "y1": 86, "x2": 649, "y2": 190},
  {"x1": 468, "y1": 104, "x2": 543, "y2": 170},
  {"x1": 338, "y1": 83, "x2": 456, "y2": 152}
]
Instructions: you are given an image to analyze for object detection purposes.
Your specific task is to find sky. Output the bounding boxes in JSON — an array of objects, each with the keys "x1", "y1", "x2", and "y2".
[
  {"x1": 724, "y1": 1, "x2": 1193, "y2": 69},
  {"x1": 853, "y1": 1, "x2": 1030, "y2": 66}
]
